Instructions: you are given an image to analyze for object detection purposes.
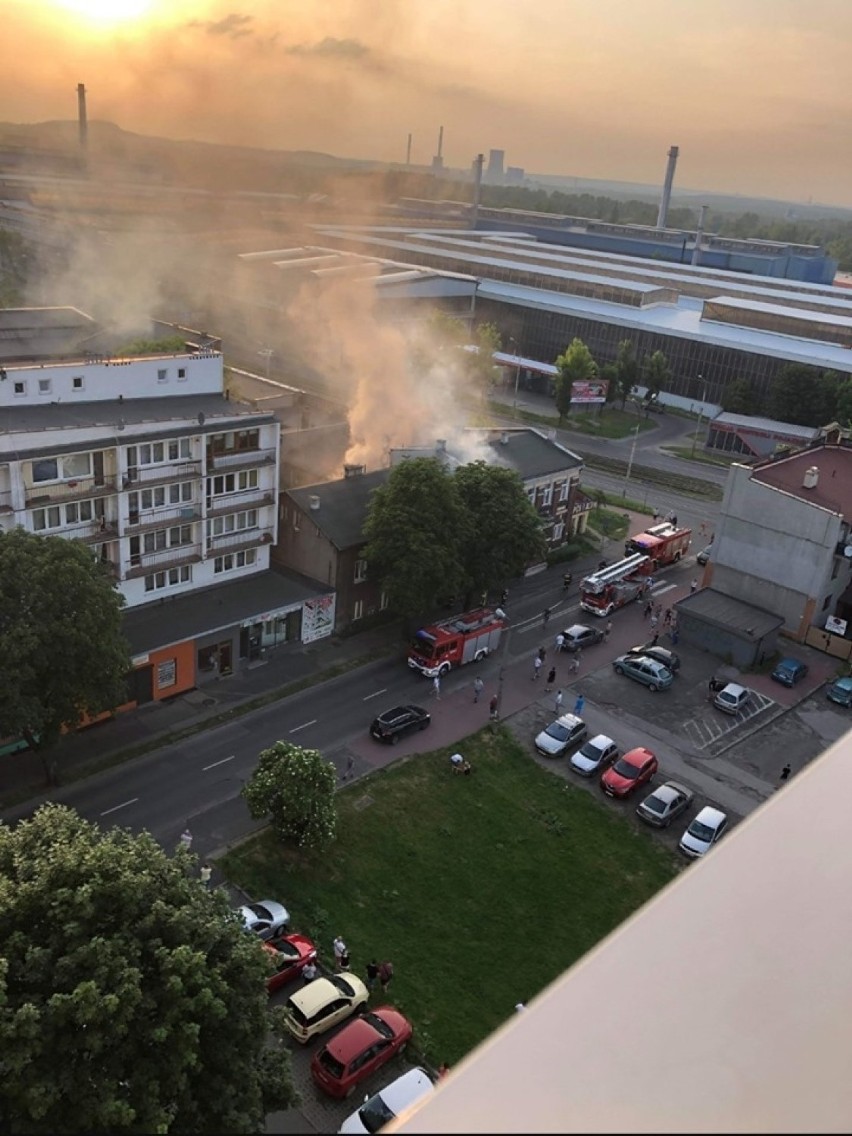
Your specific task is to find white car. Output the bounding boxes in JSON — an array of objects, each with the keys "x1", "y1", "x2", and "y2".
[
  {"x1": 569, "y1": 734, "x2": 619, "y2": 777},
  {"x1": 339, "y1": 1066, "x2": 435, "y2": 1133},
  {"x1": 636, "y1": 781, "x2": 694, "y2": 828},
  {"x1": 534, "y1": 713, "x2": 587, "y2": 757},
  {"x1": 237, "y1": 900, "x2": 290, "y2": 941},
  {"x1": 714, "y1": 683, "x2": 750, "y2": 715},
  {"x1": 679, "y1": 806, "x2": 729, "y2": 858}
]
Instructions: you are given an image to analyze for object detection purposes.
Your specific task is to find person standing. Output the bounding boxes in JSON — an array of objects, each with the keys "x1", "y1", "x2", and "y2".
[
  {"x1": 567, "y1": 655, "x2": 580, "y2": 676},
  {"x1": 333, "y1": 936, "x2": 347, "y2": 969},
  {"x1": 650, "y1": 613, "x2": 659, "y2": 633},
  {"x1": 545, "y1": 666, "x2": 557, "y2": 691},
  {"x1": 554, "y1": 688, "x2": 564, "y2": 713},
  {"x1": 779, "y1": 763, "x2": 792, "y2": 785},
  {"x1": 574, "y1": 693, "x2": 585, "y2": 716},
  {"x1": 604, "y1": 619, "x2": 613, "y2": 641},
  {"x1": 690, "y1": 578, "x2": 698, "y2": 594},
  {"x1": 473, "y1": 676, "x2": 484, "y2": 703},
  {"x1": 663, "y1": 608, "x2": 672, "y2": 628},
  {"x1": 537, "y1": 645, "x2": 547, "y2": 663},
  {"x1": 179, "y1": 828, "x2": 193, "y2": 852},
  {"x1": 555, "y1": 631, "x2": 565, "y2": 652},
  {"x1": 199, "y1": 863, "x2": 213, "y2": 888},
  {"x1": 378, "y1": 960, "x2": 394, "y2": 992},
  {"x1": 532, "y1": 655, "x2": 543, "y2": 681},
  {"x1": 644, "y1": 599, "x2": 653, "y2": 619},
  {"x1": 341, "y1": 754, "x2": 355, "y2": 781},
  {"x1": 366, "y1": 959, "x2": 379, "y2": 991},
  {"x1": 302, "y1": 958, "x2": 318, "y2": 982},
  {"x1": 432, "y1": 674, "x2": 441, "y2": 700},
  {"x1": 489, "y1": 693, "x2": 499, "y2": 720},
  {"x1": 339, "y1": 948, "x2": 351, "y2": 971},
  {"x1": 542, "y1": 607, "x2": 551, "y2": 629}
]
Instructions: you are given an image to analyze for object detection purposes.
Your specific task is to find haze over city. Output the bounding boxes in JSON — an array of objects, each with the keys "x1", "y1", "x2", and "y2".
[{"x1": 4, "y1": 0, "x2": 852, "y2": 207}]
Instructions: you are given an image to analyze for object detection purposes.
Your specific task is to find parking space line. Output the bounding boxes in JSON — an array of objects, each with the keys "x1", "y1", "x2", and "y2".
[{"x1": 685, "y1": 692, "x2": 777, "y2": 751}]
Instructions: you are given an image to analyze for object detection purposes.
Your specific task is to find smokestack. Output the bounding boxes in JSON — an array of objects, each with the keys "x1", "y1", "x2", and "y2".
[
  {"x1": 691, "y1": 204, "x2": 708, "y2": 267},
  {"x1": 77, "y1": 83, "x2": 88, "y2": 150},
  {"x1": 470, "y1": 154, "x2": 484, "y2": 229},
  {"x1": 431, "y1": 126, "x2": 444, "y2": 172},
  {"x1": 656, "y1": 144, "x2": 679, "y2": 230},
  {"x1": 406, "y1": 133, "x2": 412, "y2": 165}
]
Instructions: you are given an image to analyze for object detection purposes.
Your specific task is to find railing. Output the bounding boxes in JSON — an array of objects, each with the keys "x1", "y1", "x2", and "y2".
[
  {"x1": 26, "y1": 476, "x2": 118, "y2": 507},
  {"x1": 124, "y1": 547, "x2": 203, "y2": 581},
  {"x1": 126, "y1": 505, "x2": 201, "y2": 532},
  {"x1": 206, "y1": 449, "x2": 277, "y2": 473},
  {"x1": 0, "y1": 489, "x2": 13, "y2": 513},
  {"x1": 205, "y1": 491, "x2": 274, "y2": 519},
  {"x1": 122, "y1": 461, "x2": 201, "y2": 490},
  {"x1": 205, "y1": 529, "x2": 273, "y2": 554}
]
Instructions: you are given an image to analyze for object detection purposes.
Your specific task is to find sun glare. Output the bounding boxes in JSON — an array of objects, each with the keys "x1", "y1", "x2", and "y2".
[{"x1": 54, "y1": 0, "x2": 153, "y2": 22}]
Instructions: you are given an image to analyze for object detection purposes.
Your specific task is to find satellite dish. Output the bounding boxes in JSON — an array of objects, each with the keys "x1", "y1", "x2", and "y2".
[
  {"x1": 844, "y1": 545, "x2": 852, "y2": 558},
  {"x1": 198, "y1": 411, "x2": 206, "y2": 427}
]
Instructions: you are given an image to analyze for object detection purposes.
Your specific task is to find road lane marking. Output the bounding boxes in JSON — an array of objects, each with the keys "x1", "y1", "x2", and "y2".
[
  {"x1": 203, "y1": 754, "x2": 235, "y2": 771},
  {"x1": 363, "y1": 688, "x2": 387, "y2": 701},
  {"x1": 290, "y1": 719, "x2": 317, "y2": 733},
  {"x1": 651, "y1": 583, "x2": 677, "y2": 596},
  {"x1": 100, "y1": 798, "x2": 139, "y2": 816}
]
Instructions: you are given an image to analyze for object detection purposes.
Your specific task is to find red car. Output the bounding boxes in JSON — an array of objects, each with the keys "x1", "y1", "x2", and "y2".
[
  {"x1": 311, "y1": 1007, "x2": 413, "y2": 1099},
  {"x1": 600, "y1": 747, "x2": 658, "y2": 799},
  {"x1": 262, "y1": 934, "x2": 317, "y2": 993}
]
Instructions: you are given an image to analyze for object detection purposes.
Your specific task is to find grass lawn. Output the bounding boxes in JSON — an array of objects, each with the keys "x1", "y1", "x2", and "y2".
[{"x1": 220, "y1": 728, "x2": 679, "y2": 1067}]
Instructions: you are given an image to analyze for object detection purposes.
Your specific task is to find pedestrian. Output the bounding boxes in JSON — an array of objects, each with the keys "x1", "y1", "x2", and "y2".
[
  {"x1": 341, "y1": 754, "x2": 355, "y2": 781},
  {"x1": 542, "y1": 607, "x2": 551, "y2": 629},
  {"x1": 366, "y1": 959, "x2": 379, "y2": 991},
  {"x1": 333, "y1": 936, "x2": 347, "y2": 969},
  {"x1": 545, "y1": 666, "x2": 557, "y2": 691},
  {"x1": 555, "y1": 631, "x2": 565, "y2": 652},
  {"x1": 501, "y1": 588, "x2": 509, "y2": 605},
  {"x1": 179, "y1": 827, "x2": 193, "y2": 851},
  {"x1": 644, "y1": 599, "x2": 653, "y2": 619},
  {"x1": 651, "y1": 632, "x2": 659, "y2": 646},
  {"x1": 699, "y1": 521, "x2": 707, "y2": 537},
  {"x1": 652, "y1": 508, "x2": 659, "y2": 522},
  {"x1": 199, "y1": 863, "x2": 213, "y2": 888},
  {"x1": 473, "y1": 676, "x2": 484, "y2": 703},
  {"x1": 573, "y1": 693, "x2": 585, "y2": 716},
  {"x1": 489, "y1": 693, "x2": 499, "y2": 720},
  {"x1": 650, "y1": 613, "x2": 658, "y2": 632},
  {"x1": 555, "y1": 688, "x2": 564, "y2": 713},
  {"x1": 690, "y1": 578, "x2": 698, "y2": 594},
  {"x1": 378, "y1": 960, "x2": 394, "y2": 992},
  {"x1": 604, "y1": 619, "x2": 613, "y2": 641},
  {"x1": 779, "y1": 763, "x2": 792, "y2": 784},
  {"x1": 537, "y1": 645, "x2": 547, "y2": 663},
  {"x1": 567, "y1": 655, "x2": 580, "y2": 675},
  {"x1": 432, "y1": 674, "x2": 441, "y2": 700},
  {"x1": 532, "y1": 655, "x2": 543, "y2": 681},
  {"x1": 302, "y1": 958, "x2": 318, "y2": 982},
  {"x1": 671, "y1": 514, "x2": 678, "y2": 526},
  {"x1": 438, "y1": 1063, "x2": 450, "y2": 1079},
  {"x1": 339, "y1": 948, "x2": 351, "y2": 971},
  {"x1": 654, "y1": 602, "x2": 662, "y2": 618},
  {"x1": 663, "y1": 608, "x2": 672, "y2": 627}
]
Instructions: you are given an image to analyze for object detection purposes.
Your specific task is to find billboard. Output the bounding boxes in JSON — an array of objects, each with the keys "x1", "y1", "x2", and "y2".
[{"x1": 570, "y1": 379, "x2": 608, "y2": 405}]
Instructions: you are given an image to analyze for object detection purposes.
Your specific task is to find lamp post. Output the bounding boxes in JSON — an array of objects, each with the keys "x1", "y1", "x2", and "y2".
[
  {"x1": 508, "y1": 337, "x2": 522, "y2": 410},
  {"x1": 623, "y1": 422, "x2": 640, "y2": 497},
  {"x1": 691, "y1": 374, "x2": 708, "y2": 458}
]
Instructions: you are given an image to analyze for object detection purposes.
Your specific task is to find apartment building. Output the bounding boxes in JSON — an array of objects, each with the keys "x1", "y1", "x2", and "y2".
[{"x1": 0, "y1": 346, "x2": 334, "y2": 706}]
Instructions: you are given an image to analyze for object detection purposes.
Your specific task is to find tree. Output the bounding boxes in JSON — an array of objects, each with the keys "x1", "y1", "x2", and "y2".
[
  {"x1": 0, "y1": 530, "x2": 131, "y2": 758},
  {"x1": 641, "y1": 350, "x2": 671, "y2": 401},
  {"x1": 612, "y1": 339, "x2": 639, "y2": 408},
  {"x1": 0, "y1": 804, "x2": 297, "y2": 1134},
  {"x1": 835, "y1": 378, "x2": 852, "y2": 427},
  {"x1": 363, "y1": 457, "x2": 467, "y2": 616},
  {"x1": 555, "y1": 338, "x2": 598, "y2": 422},
  {"x1": 467, "y1": 321, "x2": 502, "y2": 398},
  {"x1": 766, "y1": 363, "x2": 830, "y2": 426},
  {"x1": 453, "y1": 462, "x2": 546, "y2": 603},
  {"x1": 242, "y1": 742, "x2": 338, "y2": 851},
  {"x1": 721, "y1": 377, "x2": 756, "y2": 415}
]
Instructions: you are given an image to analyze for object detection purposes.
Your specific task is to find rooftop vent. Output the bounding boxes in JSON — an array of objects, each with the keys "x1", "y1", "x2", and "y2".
[
  {"x1": 803, "y1": 465, "x2": 820, "y2": 490},
  {"x1": 309, "y1": 494, "x2": 320, "y2": 511}
]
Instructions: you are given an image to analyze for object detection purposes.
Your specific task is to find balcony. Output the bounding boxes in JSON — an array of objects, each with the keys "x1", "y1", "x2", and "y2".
[
  {"x1": 205, "y1": 491, "x2": 274, "y2": 519},
  {"x1": 206, "y1": 449, "x2": 277, "y2": 474},
  {"x1": 76, "y1": 522, "x2": 120, "y2": 544},
  {"x1": 124, "y1": 547, "x2": 203, "y2": 581},
  {"x1": 26, "y1": 476, "x2": 118, "y2": 507},
  {"x1": 126, "y1": 505, "x2": 201, "y2": 533},
  {"x1": 0, "y1": 489, "x2": 12, "y2": 514},
  {"x1": 206, "y1": 529, "x2": 273, "y2": 556},
  {"x1": 122, "y1": 461, "x2": 202, "y2": 491}
]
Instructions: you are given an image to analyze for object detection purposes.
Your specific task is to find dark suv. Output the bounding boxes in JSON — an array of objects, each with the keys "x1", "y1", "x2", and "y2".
[{"x1": 369, "y1": 705, "x2": 431, "y2": 744}]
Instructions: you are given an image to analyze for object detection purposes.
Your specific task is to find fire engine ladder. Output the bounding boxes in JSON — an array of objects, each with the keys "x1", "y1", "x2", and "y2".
[{"x1": 583, "y1": 553, "x2": 649, "y2": 590}]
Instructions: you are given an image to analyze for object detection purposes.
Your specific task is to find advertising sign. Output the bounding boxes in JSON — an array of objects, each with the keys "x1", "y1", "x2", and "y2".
[
  {"x1": 302, "y1": 594, "x2": 336, "y2": 643},
  {"x1": 570, "y1": 379, "x2": 608, "y2": 405}
]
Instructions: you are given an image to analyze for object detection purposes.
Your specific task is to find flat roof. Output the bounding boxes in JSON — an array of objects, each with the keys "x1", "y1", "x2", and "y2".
[
  {"x1": 674, "y1": 587, "x2": 783, "y2": 639},
  {"x1": 711, "y1": 412, "x2": 821, "y2": 440},
  {"x1": 749, "y1": 445, "x2": 852, "y2": 514}
]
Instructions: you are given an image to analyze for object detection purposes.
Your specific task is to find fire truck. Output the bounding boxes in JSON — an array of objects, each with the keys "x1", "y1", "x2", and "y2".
[
  {"x1": 408, "y1": 607, "x2": 505, "y2": 677},
  {"x1": 580, "y1": 553, "x2": 652, "y2": 617},
  {"x1": 625, "y1": 522, "x2": 691, "y2": 567}
]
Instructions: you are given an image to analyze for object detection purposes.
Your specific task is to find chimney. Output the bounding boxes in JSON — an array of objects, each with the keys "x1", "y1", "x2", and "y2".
[
  {"x1": 803, "y1": 466, "x2": 820, "y2": 489},
  {"x1": 500, "y1": 431, "x2": 510, "y2": 445},
  {"x1": 343, "y1": 463, "x2": 365, "y2": 478},
  {"x1": 309, "y1": 494, "x2": 321, "y2": 510},
  {"x1": 431, "y1": 125, "x2": 444, "y2": 172},
  {"x1": 406, "y1": 132, "x2": 412, "y2": 165},
  {"x1": 77, "y1": 83, "x2": 88, "y2": 151},
  {"x1": 691, "y1": 203, "x2": 708, "y2": 267},
  {"x1": 471, "y1": 153, "x2": 484, "y2": 229},
  {"x1": 656, "y1": 144, "x2": 679, "y2": 229}
]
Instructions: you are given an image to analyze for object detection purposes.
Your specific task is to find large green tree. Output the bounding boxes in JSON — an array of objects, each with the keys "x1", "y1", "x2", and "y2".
[
  {"x1": 0, "y1": 804, "x2": 297, "y2": 1134},
  {"x1": 363, "y1": 457, "x2": 467, "y2": 616},
  {"x1": 766, "y1": 363, "x2": 838, "y2": 427},
  {"x1": 835, "y1": 378, "x2": 852, "y2": 427},
  {"x1": 242, "y1": 742, "x2": 338, "y2": 851},
  {"x1": 454, "y1": 461, "x2": 547, "y2": 604},
  {"x1": 0, "y1": 530, "x2": 131, "y2": 755},
  {"x1": 554, "y1": 338, "x2": 598, "y2": 421},
  {"x1": 467, "y1": 321, "x2": 502, "y2": 398},
  {"x1": 721, "y1": 377, "x2": 756, "y2": 415},
  {"x1": 612, "y1": 339, "x2": 639, "y2": 408},
  {"x1": 641, "y1": 350, "x2": 671, "y2": 401}
]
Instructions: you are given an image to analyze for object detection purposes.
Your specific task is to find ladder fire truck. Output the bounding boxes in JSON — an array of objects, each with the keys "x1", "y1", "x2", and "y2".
[
  {"x1": 625, "y1": 522, "x2": 691, "y2": 567},
  {"x1": 580, "y1": 553, "x2": 653, "y2": 618},
  {"x1": 408, "y1": 608, "x2": 506, "y2": 677}
]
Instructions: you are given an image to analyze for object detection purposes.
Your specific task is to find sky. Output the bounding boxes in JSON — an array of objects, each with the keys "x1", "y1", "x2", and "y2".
[{"x1": 3, "y1": 0, "x2": 852, "y2": 206}]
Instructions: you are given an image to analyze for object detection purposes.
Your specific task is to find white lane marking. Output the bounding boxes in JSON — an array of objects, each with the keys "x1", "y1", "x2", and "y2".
[
  {"x1": 290, "y1": 719, "x2": 318, "y2": 733},
  {"x1": 203, "y1": 754, "x2": 235, "y2": 771},
  {"x1": 363, "y1": 688, "x2": 388, "y2": 701},
  {"x1": 651, "y1": 583, "x2": 678, "y2": 596},
  {"x1": 100, "y1": 798, "x2": 139, "y2": 817}
]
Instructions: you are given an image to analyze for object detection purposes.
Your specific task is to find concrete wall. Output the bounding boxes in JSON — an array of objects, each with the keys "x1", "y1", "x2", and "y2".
[{"x1": 677, "y1": 610, "x2": 778, "y2": 668}]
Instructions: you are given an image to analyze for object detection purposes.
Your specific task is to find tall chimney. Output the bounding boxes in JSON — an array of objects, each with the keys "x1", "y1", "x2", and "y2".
[
  {"x1": 656, "y1": 144, "x2": 679, "y2": 230},
  {"x1": 691, "y1": 203, "x2": 708, "y2": 267},
  {"x1": 406, "y1": 133, "x2": 412, "y2": 165},
  {"x1": 431, "y1": 125, "x2": 444, "y2": 172},
  {"x1": 77, "y1": 82, "x2": 88, "y2": 150},
  {"x1": 470, "y1": 153, "x2": 484, "y2": 229}
]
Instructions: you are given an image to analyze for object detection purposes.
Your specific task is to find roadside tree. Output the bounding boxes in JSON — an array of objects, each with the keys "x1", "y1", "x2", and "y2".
[
  {"x1": 363, "y1": 457, "x2": 466, "y2": 616},
  {"x1": 641, "y1": 350, "x2": 671, "y2": 402},
  {"x1": 835, "y1": 377, "x2": 852, "y2": 427},
  {"x1": 613, "y1": 339, "x2": 640, "y2": 408},
  {"x1": 555, "y1": 338, "x2": 598, "y2": 422},
  {"x1": 721, "y1": 377, "x2": 756, "y2": 415},
  {"x1": 0, "y1": 529, "x2": 131, "y2": 764},
  {"x1": 0, "y1": 804, "x2": 297, "y2": 1134},
  {"x1": 242, "y1": 741, "x2": 338, "y2": 851},
  {"x1": 766, "y1": 363, "x2": 830, "y2": 426}
]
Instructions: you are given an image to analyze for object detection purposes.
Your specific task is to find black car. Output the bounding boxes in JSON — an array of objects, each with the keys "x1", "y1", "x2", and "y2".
[
  {"x1": 624, "y1": 643, "x2": 681, "y2": 672},
  {"x1": 370, "y1": 705, "x2": 431, "y2": 744}
]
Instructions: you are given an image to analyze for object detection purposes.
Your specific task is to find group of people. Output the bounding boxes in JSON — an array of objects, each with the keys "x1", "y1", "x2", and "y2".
[{"x1": 326, "y1": 937, "x2": 395, "y2": 994}]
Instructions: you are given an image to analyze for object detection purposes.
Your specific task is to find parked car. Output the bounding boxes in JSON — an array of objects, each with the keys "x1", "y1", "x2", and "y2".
[
  {"x1": 559, "y1": 623, "x2": 604, "y2": 652},
  {"x1": 339, "y1": 1065, "x2": 435, "y2": 1133},
  {"x1": 636, "y1": 781, "x2": 694, "y2": 828},
  {"x1": 311, "y1": 1007, "x2": 413, "y2": 1098},
  {"x1": 679, "y1": 806, "x2": 729, "y2": 858},
  {"x1": 714, "y1": 683, "x2": 750, "y2": 714},
  {"x1": 600, "y1": 747, "x2": 658, "y2": 799},
  {"x1": 237, "y1": 900, "x2": 290, "y2": 941},
  {"x1": 770, "y1": 657, "x2": 809, "y2": 688},
  {"x1": 625, "y1": 643, "x2": 681, "y2": 672},
  {"x1": 569, "y1": 734, "x2": 619, "y2": 777},
  {"x1": 261, "y1": 934, "x2": 317, "y2": 993},
  {"x1": 696, "y1": 545, "x2": 713, "y2": 565},
  {"x1": 827, "y1": 676, "x2": 852, "y2": 708},
  {"x1": 612, "y1": 654, "x2": 673, "y2": 691},
  {"x1": 283, "y1": 973, "x2": 369, "y2": 1044},
  {"x1": 534, "y1": 712, "x2": 587, "y2": 757},
  {"x1": 370, "y1": 704, "x2": 431, "y2": 744}
]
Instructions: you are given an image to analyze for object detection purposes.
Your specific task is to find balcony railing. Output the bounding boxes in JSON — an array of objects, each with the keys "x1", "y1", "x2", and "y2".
[
  {"x1": 206, "y1": 529, "x2": 273, "y2": 555},
  {"x1": 26, "y1": 476, "x2": 118, "y2": 507},
  {"x1": 206, "y1": 450, "x2": 277, "y2": 474},
  {"x1": 122, "y1": 461, "x2": 201, "y2": 491},
  {"x1": 0, "y1": 489, "x2": 13, "y2": 514},
  {"x1": 124, "y1": 547, "x2": 203, "y2": 581},
  {"x1": 126, "y1": 505, "x2": 201, "y2": 533},
  {"x1": 205, "y1": 491, "x2": 274, "y2": 519}
]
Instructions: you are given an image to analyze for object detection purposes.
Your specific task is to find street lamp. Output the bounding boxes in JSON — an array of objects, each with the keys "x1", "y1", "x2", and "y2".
[
  {"x1": 508, "y1": 337, "x2": 522, "y2": 410},
  {"x1": 623, "y1": 422, "x2": 640, "y2": 497},
  {"x1": 691, "y1": 374, "x2": 708, "y2": 458}
]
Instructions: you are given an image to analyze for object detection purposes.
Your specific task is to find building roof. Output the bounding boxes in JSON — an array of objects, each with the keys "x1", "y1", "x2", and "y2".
[
  {"x1": 710, "y1": 412, "x2": 821, "y2": 441},
  {"x1": 674, "y1": 587, "x2": 783, "y2": 641},
  {"x1": 477, "y1": 428, "x2": 583, "y2": 479},
  {"x1": 0, "y1": 306, "x2": 98, "y2": 362},
  {"x1": 122, "y1": 568, "x2": 330, "y2": 655},
  {"x1": 749, "y1": 444, "x2": 852, "y2": 515},
  {"x1": 287, "y1": 469, "x2": 390, "y2": 550}
]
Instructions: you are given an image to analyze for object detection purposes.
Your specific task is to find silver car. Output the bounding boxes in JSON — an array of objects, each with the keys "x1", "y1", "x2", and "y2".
[
  {"x1": 714, "y1": 683, "x2": 749, "y2": 715},
  {"x1": 612, "y1": 654, "x2": 673, "y2": 691},
  {"x1": 237, "y1": 900, "x2": 290, "y2": 941},
  {"x1": 570, "y1": 734, "x2": 619, "y2": 777},
  {"x1": 534, "y1": 713, "x2": 587, "y2": 757},
  {"x1": 636, "y1": 781, "x2": 695, "y2": 828}
]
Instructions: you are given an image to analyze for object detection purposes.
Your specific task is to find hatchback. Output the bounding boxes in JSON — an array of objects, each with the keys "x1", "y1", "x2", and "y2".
[
  {"x1": 679, "y1": 806, "x2": 729, "y2": 858},
  {"x1": 534, "y1": 713, "x2": 587, "y2": 757},
  {"x1": 569, "y1": 734, "x2": 619, "y2": 777},
  {"x1": 560, "y1": 624, "x2": 604, "y2": 652},
  {"x1": 625, "y1": 643, "x2": 681, "y2": 672},
  {"x1": 612, "y1": 654, "x2": 673, "y2": 691},
  {"x1": 237, "y1": 900, "x2": 290, "y2": 941},
  {"x1": 636, "y1": 781, "x2": 694, "y2": 828},
  {"x1": 714, "y1": 683, "x2": 750, "y2": 714},
  {"x1": 696, "y1": 545, "x2": 713, "y2": 565},
  {"x1": 600, "y1": 747, "x2": 658, "y2": 798},
  {"x1": 370, "y1": 705, "x2": 431, "y2": 744},
  {"x1": 283, "y1": 973, "x2": 369, "y2": 1044},
  {"x1": 311, "y1": 1007, "x2": 413, "y2": 1098},
  {"x1": 770, "y1": 657, "x2": 809, "y2": 688},
  {"x1": 827, "y1": 676, "x2": 852, "y2": 708},
  {"x1": 261, "y1": 935, "x2": 317, "y2": 993}
]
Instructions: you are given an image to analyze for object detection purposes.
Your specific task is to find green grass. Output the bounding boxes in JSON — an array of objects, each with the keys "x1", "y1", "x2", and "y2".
[
  {"x1": 661, "y1": 444, "x2": 740, "y2": 468},
  {"x1": 486, "y1": 399, "x2": 655, "y2": 440},
  {"x1": 587, "y1": 506, "x2": 630, "y2": 541},
  {"x1": 220, "y1": 728, "x2": 679, "y2": 1066}
]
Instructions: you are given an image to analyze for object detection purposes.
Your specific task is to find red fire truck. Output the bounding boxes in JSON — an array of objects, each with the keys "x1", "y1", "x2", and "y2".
[
  {"x1": 625, "y1": 522, "x2": 691, "y2": 567},
  {"x1": 580, "y1": 553, "x2": 653, "y2": 617},
  {"x1": 408, "y1": 608, "x2": 506, "y2": 677}
]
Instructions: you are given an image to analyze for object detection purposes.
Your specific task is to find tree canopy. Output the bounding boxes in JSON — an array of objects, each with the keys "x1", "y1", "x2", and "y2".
[
  {"x1": 242, "y1": 742, "x2": 338, "y2": 851},
  {"x1": 612, "y1": 339, "x2": 640, "y2": 408},
  {"x1": 0, "y1": 530, "x2": 131, "y2": 750},
  {"x1": 0, "y1": 804, "x2": 297, "y2": 1134},
  {"x1": 554, "y1": 338, "x2": 598, "y2": 421},
  {"x1": 641, "y1": 350, "x2": 671, "y2": 399},
  {"x1": 766, "y1": 363, "x2": 838, "y2": 427},
  {"x1": 721, "y1": 377, "x2": 757, "y2": 415}
]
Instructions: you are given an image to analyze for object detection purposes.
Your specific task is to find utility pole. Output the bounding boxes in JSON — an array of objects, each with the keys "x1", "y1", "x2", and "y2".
[
  {"x1": 623, "y1": 423, "x2": 640, "y2": 496},
  {"x1": 691, "y1": 375, "x2": 708, "y2": 458},
  {"x1": 509, "y1": 337, "x2": 522, "y2": 409}
]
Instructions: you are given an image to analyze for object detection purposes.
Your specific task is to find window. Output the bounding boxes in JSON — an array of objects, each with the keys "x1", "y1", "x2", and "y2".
[
  {"x1": 38, "y1": 378, "x2": 52, "y2": 395},
  {"x1": 13, "y1": 381, "x2": 25, "y2": 396},
  {"x1": 527, "y1": 487, "x2": 536, "y2": 504},
  {"x1": 213, "y1": 548, "x2": 257, "y2": 574},
  {"x1": 541, "y1": 483, "x2": 553, "y2": 507},
  {"x1": 553, "y1": 522, "x2": 565, "y2": 542},
  {"x1": 206, "y1": 510, "x2": 258, "y2": 538},
  {"x1": 167, "y1": 439, "x2": 191, "y2": 461},
  {"x1": 140, "y1": 487, "x2": 166, "y2": 510},
  {"x1": 139, "y1": 442, "x2": 165, "y2": 466},
  {"x1": 32, "y1": 505, "x2": 62, "y2": 530},
  {"x1": 558, "y1": 480, "x2": 570, "y2": 502},
  {"x1": 65, "y1": 500, "x2": 94, "y2": 524},
  {"x1": 63, "y1": 453, "x2": 91, "y2": 479},
  {"x1": 207, "y1": 469, "x2": 259, "y2": 497},
  {"x1": 209, "y1": 429, "x2": 260, "y2": 455},
  {"x1": 177, "y1": 368, "x2": 186, "y2": 380},
  {"x1": 168, "y1": 525, "x2": 192, "y2": 546},
  {"x1": 143, "y1": 530, "x2": 167, "y2": 554},
  {"x1": 353, "y1": 599, "x2": 364, "y2": 621},
  {"x1": 72, "y1": 376, "x2": 84, "y2": 391},
  {"x1": 354, "y1": 558, "x2": 368, "y2": 583},
  {"x1": 144, "y1": 566, "x2": 191, "y2": 592},
  {"x1": 157, "y1": 368, "x2": 168, "y2": 383},
  {"x1": 168, "y1": 482, "x2": 193, "y2": 504},
  {"x1": 32, "y1": 458, "x2": 59, "y2": 483}
]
